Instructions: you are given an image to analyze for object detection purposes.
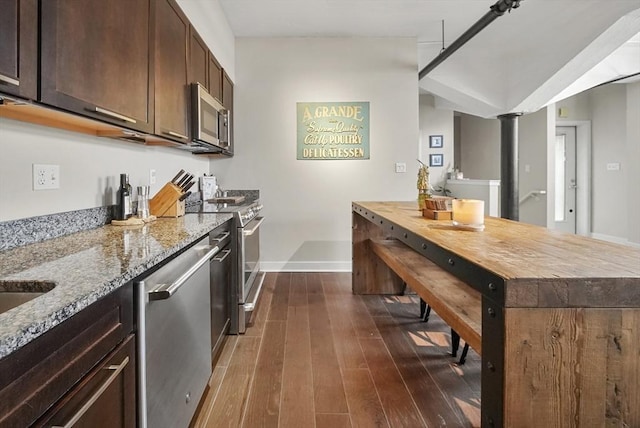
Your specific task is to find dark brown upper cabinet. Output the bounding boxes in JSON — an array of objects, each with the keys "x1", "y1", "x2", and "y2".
[
  {"x1": 208, "y1": 54, "x2": 223, "y2": 103},
  {"x1": 221, "y1": 71, "x2": 234, "y2": 155},
  {"x1": 189, "y1": 25, "x2": 223, "y2": 103},
  {"x1": 0, "y1": 0, "x2": 37, "y2": 100},
  {"x1": 154, "y1": 0, "x2": 190, "y2": 144},
  {"x1": 40, "y1": 0, "x2": 154, "y2": 134},
  {"x1": 189, "y1": 26, "x2": 209, "y2": 90}
]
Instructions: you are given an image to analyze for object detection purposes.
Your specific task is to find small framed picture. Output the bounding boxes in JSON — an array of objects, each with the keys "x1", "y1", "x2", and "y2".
[
  {"x1": 429, "y1": 135, "x2": 443, "y2": 148},
  {"x1": 429, "y1": 153, "x2": 444, "y2": 167}
]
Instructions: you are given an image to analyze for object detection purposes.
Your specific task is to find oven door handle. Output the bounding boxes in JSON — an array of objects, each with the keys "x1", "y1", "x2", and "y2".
[
  {"x1": 148, "y1": 245, "x2": 219, "y2": 300},
  {"x1": 243, "y1": 217, "x2": 264, "y2": 236}
]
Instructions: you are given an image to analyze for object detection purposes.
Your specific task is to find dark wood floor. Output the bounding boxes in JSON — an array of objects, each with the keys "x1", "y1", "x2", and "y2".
[{"x1": 193, "y1": 272, "x2": 481, "y2": 428}]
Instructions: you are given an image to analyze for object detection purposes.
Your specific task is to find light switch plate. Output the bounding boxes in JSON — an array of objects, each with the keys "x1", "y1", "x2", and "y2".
[
  {"x1": 395, "y1": 162, "x2": 407, "y2": 173},
  {"x1": 606, "y1": 163, "x2": 620, "y2": 171}
]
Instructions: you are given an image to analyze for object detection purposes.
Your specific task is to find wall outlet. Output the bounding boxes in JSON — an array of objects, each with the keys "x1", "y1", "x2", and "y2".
[
  {"x1": 33, "y1": 164, "x2": 60, "y2": 190},
  {"x1": 395, "y1": 162, "x2": 407, "y2": 173},
  {"x1": 149, "y1": 169, "x2": 157, "y2": 184}
]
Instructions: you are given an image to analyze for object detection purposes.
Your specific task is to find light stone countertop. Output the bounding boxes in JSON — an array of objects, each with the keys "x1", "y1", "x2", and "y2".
[{"x1": 0, "y1": 212, "x2": 232, "y2": 359}]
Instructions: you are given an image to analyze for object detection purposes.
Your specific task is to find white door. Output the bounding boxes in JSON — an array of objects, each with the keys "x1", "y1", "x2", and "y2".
[{"x1": 555, "y1": 126, "x2": 577, "y2": 233}]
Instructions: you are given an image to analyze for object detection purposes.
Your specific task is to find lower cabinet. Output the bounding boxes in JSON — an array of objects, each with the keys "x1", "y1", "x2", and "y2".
[
  {"x1": 0, "y1": 283, "x2": 134, "y2": 427},
  {"x1": 36, "y1": 336, "x2": 136, "y2": 428}
]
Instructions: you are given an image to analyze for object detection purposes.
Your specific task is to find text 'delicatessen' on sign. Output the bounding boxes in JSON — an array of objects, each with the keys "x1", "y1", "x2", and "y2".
[{"x1": 297, "y1": 102, "x2": 370, "y2": 160}]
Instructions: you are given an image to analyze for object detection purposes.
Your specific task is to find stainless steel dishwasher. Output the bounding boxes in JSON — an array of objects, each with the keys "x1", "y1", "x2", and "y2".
[{"x1": 136, "y1": 235, "x2": 217, "y2": 428}]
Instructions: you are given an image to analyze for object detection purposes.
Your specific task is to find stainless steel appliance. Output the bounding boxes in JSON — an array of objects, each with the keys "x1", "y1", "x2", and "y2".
[
  {"x1": 235, "y1": 203, "x2": 265, "y2": 334},
  {"x1": 189, "y1": 199, "x2": 265, "y2": 334},
  {"x1": 191, "y1": 83, "x2": 230, "y2": 153},
  {"x1": 136, "y1": 236, "x2": 222, "y2": 428},
  {"x1": 209, "y1": 224, "x2": 232, "y2": 359}
]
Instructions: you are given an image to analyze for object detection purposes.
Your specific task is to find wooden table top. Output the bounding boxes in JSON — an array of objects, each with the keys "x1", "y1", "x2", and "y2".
[{"x1": 353, "y1": 201, "x2": 640, "y2": 307}]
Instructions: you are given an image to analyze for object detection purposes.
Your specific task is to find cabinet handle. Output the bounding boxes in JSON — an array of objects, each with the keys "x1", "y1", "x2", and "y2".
[
  {"x1": 213, "y1": 248, "x2": 231, "y2": 262},
  {"x1": 51, "y1": 356, "x2": 130, "y2": 428},
  {"x1": 163, "y1": 130, "x2": 189, "y2": 140},
  {"x1": 211, "y1": 231, "x2": 230, "y2": 243},
  {"x1": 0, "y1": 73, "x2": 19, "y2": 86},
  {"x1": 92, "y1": 106, "x2": 137, "y2": 124}
]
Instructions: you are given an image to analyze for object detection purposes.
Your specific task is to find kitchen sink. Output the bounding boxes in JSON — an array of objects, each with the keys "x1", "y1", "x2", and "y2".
[{"x1": 0, "y1": 281, "x2": 56, "y2": 315}]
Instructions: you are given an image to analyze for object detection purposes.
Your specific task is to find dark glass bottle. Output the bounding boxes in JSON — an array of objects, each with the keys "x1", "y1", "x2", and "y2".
[{"x1": 116, "y1": 173, "x2": 132, "y2": 220}]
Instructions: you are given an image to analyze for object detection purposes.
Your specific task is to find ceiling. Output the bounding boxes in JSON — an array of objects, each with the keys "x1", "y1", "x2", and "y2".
[{"x1": 219, "y1": 0, "x2": 640, "y2": 117}]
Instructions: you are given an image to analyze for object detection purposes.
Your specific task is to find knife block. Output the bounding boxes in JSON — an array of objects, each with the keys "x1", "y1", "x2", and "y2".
[{"x1": 149, "y1": 182, "x2": 185, "y2": 218}]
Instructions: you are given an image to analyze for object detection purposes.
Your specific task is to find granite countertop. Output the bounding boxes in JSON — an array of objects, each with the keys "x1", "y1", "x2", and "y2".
[{"x1": 0, "y1": 212, "x2": 232, "y2": 359}]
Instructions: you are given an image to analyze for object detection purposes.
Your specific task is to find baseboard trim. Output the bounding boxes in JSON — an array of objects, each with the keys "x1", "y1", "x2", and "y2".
[
  {"x1": 261, "y1": 261, "x2": 352, "y2": 272},
  {"x1": 590, "y1": 233, "x2": 640, "y2": 248}
]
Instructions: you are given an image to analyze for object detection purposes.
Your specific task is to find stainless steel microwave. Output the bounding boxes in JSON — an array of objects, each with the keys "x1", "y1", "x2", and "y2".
[{"x1": 191, "y1": 83, "x2": 230, "y2": 152}]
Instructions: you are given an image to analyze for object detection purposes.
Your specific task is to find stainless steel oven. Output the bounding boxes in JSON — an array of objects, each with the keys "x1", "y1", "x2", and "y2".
[
  {"x1": 237, "y1": 214, "x2": 265, "y2": 333},
  {"x1": 185, "y1": 198, "x2": 265, "y2": 335}
]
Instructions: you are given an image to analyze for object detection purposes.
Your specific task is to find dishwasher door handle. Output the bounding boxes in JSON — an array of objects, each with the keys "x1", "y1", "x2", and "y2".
[{"x1": 148, "y1": 245, "x2": 219, "y2": 300}]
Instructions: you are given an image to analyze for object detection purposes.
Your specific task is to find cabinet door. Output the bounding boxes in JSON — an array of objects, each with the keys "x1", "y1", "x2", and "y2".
[
  {"x1": 36, "y1": 335, "x2": 136, "y2": 428},
  {"x1": 154, "y1": 0, "x2": 190, "y2": 143},
  {"x1": 221, "y1": 71, "x2": 234, "y2": 155},
  {"x1": 0, "y1": 283, "x2": 133, "y2": 427},
  {"x1": 40, "y1": 0, "x2": 153, "y2": 133},
  {"x1": 189, "y1": 26, "x2": 209, "y2": 90},
  {"x1": 0, "y1": 0, "x2": 37, "y2": 99},
  {"x1": 208, "y1": 54, "x2": 223, "y2": 102}
]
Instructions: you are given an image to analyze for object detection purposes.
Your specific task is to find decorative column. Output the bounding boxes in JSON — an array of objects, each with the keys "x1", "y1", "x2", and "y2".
[{"x1": 498, "y1": 113, "x2": 522, "y2": 220}]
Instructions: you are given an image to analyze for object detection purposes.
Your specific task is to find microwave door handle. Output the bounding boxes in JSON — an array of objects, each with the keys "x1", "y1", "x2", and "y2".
[{"x1": 243, "y1": 217, "x2": 264, "y2": 236}]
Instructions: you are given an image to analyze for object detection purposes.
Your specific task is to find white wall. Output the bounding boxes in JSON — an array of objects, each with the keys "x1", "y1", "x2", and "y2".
[
  {"x1": 627, "y1": 82, "x2": 640, "y2": 245},
  {"x1": 457, "y1": 109, "x2": 551, "y2": 227},
  {"x1": 518, "y1": 108, "x2": 552, "y2": 226},
  {"x1": 0, "y1": 118, "x2": 210, "y2": 221},
  {"x1": 459, "y1": 114, "x2": 500, "y2": 180},
  {"x1": 590, "y1": 84, "x2": 628, "y2": 240},
  {"x1": 557, "y1": 82, "x2": 638, "y2": 245},
  {"x1": 211, "y1": 38, "x2": 419, "y2": 271},
  {"x1": 419, "y1": 95, "x2": 454, "y2": 192},
  {"x1": 471, "y1": 82, "x2": 640, "y2": 243}
]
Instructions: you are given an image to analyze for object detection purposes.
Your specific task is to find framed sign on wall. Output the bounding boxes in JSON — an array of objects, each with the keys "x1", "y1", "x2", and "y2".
[
  {"x1": 429, "y1": 135, "x2": 443, "y2": 148},
  {"x1": 296, "y1": 102, "x2": 370, "y2": 160}
]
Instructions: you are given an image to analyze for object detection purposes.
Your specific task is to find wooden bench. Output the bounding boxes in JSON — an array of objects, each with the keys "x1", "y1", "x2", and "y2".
[{"x1": 369, "y1": 239, "x2": 482, "y2": 361}]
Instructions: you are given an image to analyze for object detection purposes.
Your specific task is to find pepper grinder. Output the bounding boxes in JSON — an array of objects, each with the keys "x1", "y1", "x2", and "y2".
[{"x1": 137, "y1": 185, "x2": 150, "y2": 219}]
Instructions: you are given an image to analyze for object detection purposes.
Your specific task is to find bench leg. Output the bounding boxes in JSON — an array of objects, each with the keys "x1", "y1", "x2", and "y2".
[
  {"x1": 419, "y1": 298, "x2": 432, "y2": 322},
  {"x1": 458, "y1": 343, "x2": 470, "y2": 365},
  {"x1": 451, "y1": 328, "x2": 460, "y2": 357}
]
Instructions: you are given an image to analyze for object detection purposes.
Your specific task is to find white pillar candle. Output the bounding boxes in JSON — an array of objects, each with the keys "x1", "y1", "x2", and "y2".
[{"x1": 452, "y1": 199, "x2": 485, "y2": 226}]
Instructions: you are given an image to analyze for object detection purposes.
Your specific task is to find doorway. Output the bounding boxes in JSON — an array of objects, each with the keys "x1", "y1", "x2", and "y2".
[
  {"x1": 554, "y1": 126, "x2": 577, "y2": 233},
  {"x1": 555, "y1": 121, "x2": 592, "y2": 236}
]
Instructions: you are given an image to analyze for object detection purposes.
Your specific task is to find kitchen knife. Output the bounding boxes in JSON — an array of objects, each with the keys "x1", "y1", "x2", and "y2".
[
  {"x1": 177, "y1": 173, "x2": 192, "y2": 188},
  {"x1": 182, "y1": 180, "x2": 195, "y2": 193},
  {"x1": 178, "y1": 191, "x2": 191, "y2": 202},
  {"x1": 171, "y1": 169, "x2": 185, "y2": 184}
]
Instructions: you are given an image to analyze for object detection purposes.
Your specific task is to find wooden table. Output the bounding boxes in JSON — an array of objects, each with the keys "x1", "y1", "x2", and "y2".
[{"x1": 352, "y1": 201, "x2": 640, "y2": 427}]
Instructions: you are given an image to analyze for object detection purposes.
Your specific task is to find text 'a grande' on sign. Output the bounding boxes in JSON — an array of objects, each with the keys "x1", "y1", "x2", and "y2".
[{"x1": 296, "y1": 102, "x2": 370, "y2": 160}]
